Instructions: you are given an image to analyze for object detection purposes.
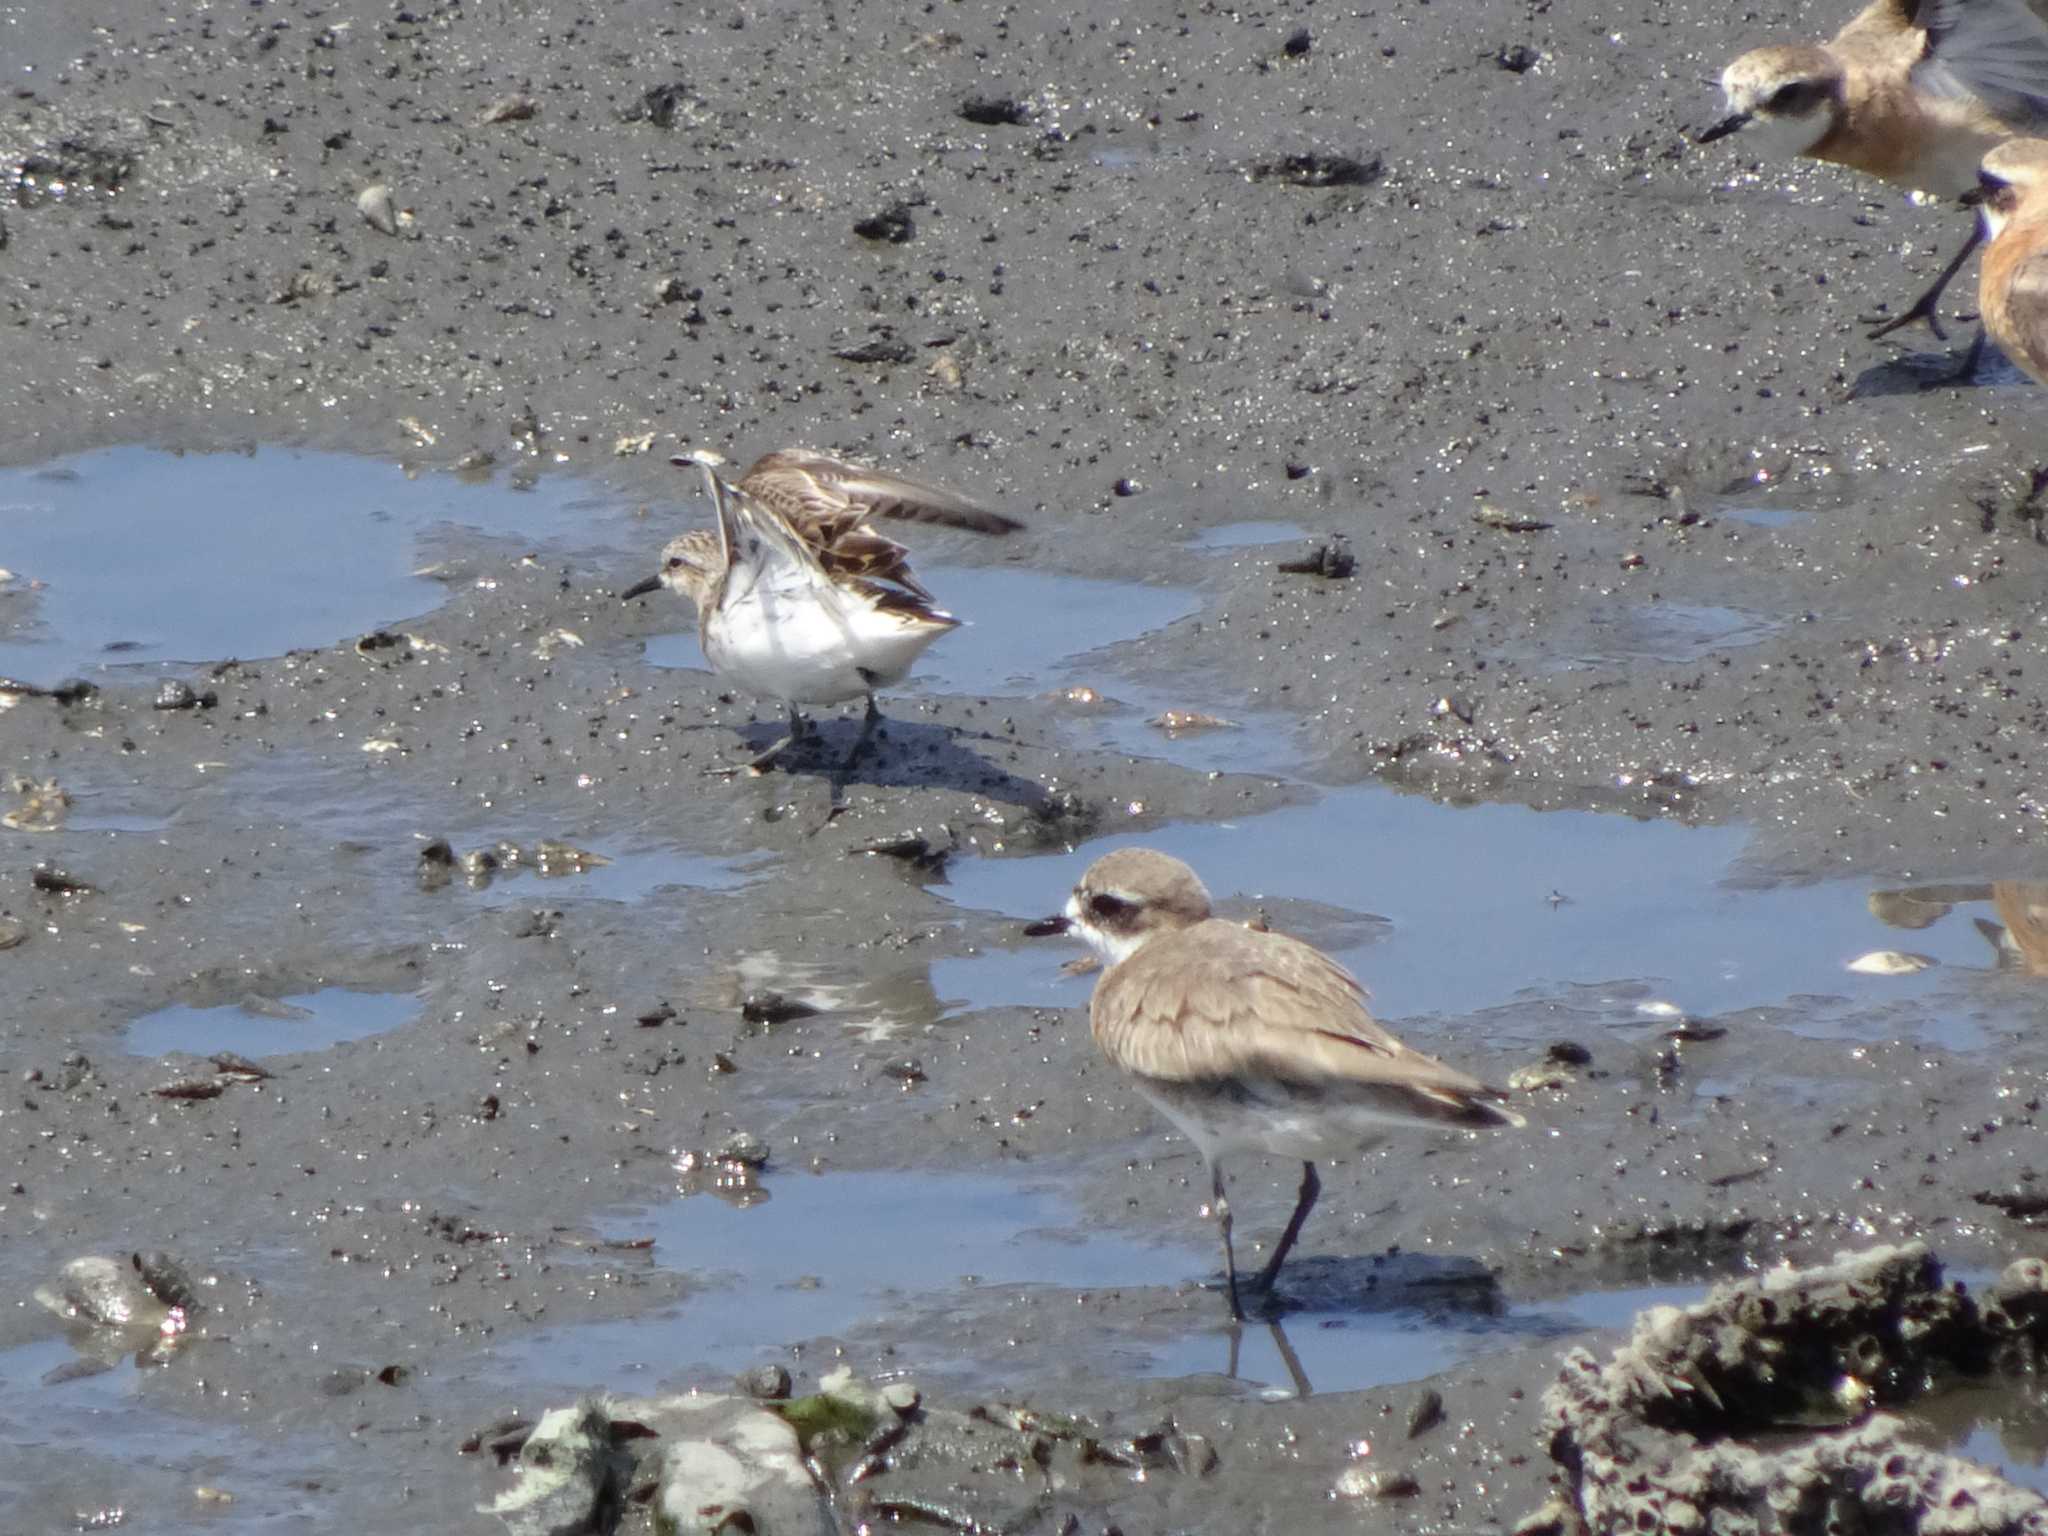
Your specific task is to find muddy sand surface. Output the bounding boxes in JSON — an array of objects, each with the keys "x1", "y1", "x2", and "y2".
[{"x1": 4, "y1": 0, "x2": 2048, "y2": 1530}]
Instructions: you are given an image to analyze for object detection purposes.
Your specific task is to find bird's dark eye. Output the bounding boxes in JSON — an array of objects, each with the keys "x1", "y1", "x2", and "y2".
[
  {"x1": 665, "y1": 555, "x2": 684, "y2": 569},
  {"x1": 1088, "y1": 893, "x2": 1129, "y2": 920},
  {"x1": 1765, "y1": 80, "x2": 1823, "y2": 115}
]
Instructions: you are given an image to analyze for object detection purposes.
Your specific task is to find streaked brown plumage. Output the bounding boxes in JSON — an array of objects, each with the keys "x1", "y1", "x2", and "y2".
[
  {"x1": 716, "y1": 447, "x2": 1021, "y2": 602},
  {"x1": 1033, "y1": 847, "x2": 1521, "y2": 1318}
]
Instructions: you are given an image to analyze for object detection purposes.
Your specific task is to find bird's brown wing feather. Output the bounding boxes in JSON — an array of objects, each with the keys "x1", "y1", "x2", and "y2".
[
  {"x1": 816, "y1": 528, "x2": 934, "y2": 602},
  {"x1": 745, "y1": 449, "x2": 1024, "y2": 537}
]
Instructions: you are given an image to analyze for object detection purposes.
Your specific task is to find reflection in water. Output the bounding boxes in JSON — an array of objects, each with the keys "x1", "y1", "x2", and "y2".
[
  {"x1": 1869, "y1": 881, "x2": 2048, "y2": 975},
  {"x1": 1903, "y1": 1380, "x2": 2048, "y2": 1496},
  {"x1": 1228, "y1": 1319, "x2": 1311, "y2": 1398},
  {"x1": 703, "y1": 949, "x2": 947, "y2": 1043}
]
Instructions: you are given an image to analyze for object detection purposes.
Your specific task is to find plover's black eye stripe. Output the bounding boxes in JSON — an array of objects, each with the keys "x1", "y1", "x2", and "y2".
[
  {"x1": 1088, "y1": 892, "x2": 1130, "y2": 919},
  {"x1": 1765, "y1": 80, "x2": 1821, "y2": 114}
]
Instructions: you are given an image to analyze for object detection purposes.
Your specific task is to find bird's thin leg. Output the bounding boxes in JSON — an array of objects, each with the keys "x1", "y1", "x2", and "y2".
[
  {"x1": 1867, "y1": 221, "x2": 1982, "y2": 345},
  {"x1": 1212, "y1": 1163, "x2": 1244, "y2": 1322},
  {"x1": 840, "y1": 693, "x2": 883, "y2": 773},
  {"x1": 1908, "y1": 323, "x2": 1990, "y2": 393},
  {"x1": 713, "y1": 705, "x2": 803, "y2": 777},
  {"x1": 1252, "y1": 1161, "x2": 1321, "y2": 1298}
]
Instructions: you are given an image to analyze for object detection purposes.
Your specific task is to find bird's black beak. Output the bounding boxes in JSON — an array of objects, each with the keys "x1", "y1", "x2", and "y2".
[
  {"x1": 619, "y1": 574, "x2": 662, "y2": 601},
  {"x1": 1694, "y1": 112, "x2": 1751, "y2": 146},
  {"x1": 1022, "y1": 915, "x2": 1070, "y2": 938},
  {"x1": 1959, "y1": 185, "x2": 1988, "y2": 208}
]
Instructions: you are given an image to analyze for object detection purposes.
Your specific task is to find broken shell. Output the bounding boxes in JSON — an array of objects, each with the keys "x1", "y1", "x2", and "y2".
[
  {"x1": 35, "y1": 1256, "x2": 164, "y2": 1329},
  {"x1": 357, "y1": 183, "x2": 401, "y2": 235},
  {"x1": 1473, "y1": 502, "x2": 1552, "y2": 533},
  {"x1": 1508, "y1": 1061, "x2": 1575, "y2": 1092},
  {"x1": 612, "y1": 431, "x2": 656, "y2": 457},
  {"x1": 3, "y1": 776, "x2": 71, "y2": 831},
  {"x1": 479, "y1": 94, "x2": 538, "y2": 124},
  {"x1": 534, "y1": 628, "x2": 585, "y2": 659},
  {"x1": 1048, "y1": 685, "x2": 1107, "y2": 708},
  {"x1": 1149, "y1": 709, "x2": 1237, "y2": 733},
  {"x1": 1846, "y1": 950, "x2": 1935, "y2": 976},
  {"x1": 533, "y1": 840, "x2": 607, "y2": 876}
]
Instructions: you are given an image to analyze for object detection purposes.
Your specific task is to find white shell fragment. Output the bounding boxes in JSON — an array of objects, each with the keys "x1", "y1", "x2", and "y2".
[
  {"x1": 534, "y1": 628, "x2": 585, "y2": 659},
  {"x1": 1846, "y1": 950, "x2": 1935, "y2": 976},
  {"x1": 357, "y1": 183, "x2": 400, "y2": 234},
  {"x1": 356, "y1": 184, "x2": 416, "y2": 236}
]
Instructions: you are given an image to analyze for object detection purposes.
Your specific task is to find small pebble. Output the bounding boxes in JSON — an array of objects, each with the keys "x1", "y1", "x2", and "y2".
[{"x1": 739, "y1": 1364, "x2": 792, "y2": 1400}]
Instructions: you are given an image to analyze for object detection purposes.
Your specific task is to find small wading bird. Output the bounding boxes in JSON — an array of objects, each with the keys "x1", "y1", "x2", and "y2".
[
  {"x1": 1974, "y1": 138, "x2": 2048, "y2": 527},
  {"x1": 1698, "y1": 0, "x2": 2048, "y2": 366},
  {"x1": 1027, "y1": 848, "x2": 1523, "y2": 1320},
  {"x1": 1978, "y1": 137, "x2": 2048, "y2": 381},
  {"x1": 621, "y1": 450, "x2": 1021, "y2": 773}
]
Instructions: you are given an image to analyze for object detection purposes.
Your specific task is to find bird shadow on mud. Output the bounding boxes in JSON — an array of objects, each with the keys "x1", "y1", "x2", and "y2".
[
  {"x1": 1844, "y1": 336, "x2": 2032, "y2": 399},
  {"x1": 726, "y1": 712, "x2": 1070, "y2": 813},
  {"x1": 1248, "y1": 1250, "x2": 1524, "y2": 1323}
]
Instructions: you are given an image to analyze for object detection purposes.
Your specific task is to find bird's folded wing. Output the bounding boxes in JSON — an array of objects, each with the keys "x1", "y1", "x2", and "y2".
[
  {"x1": 2009, "y1": 243, "x2": 2048, "y2": 374},
  {"x1": 1093, "y1": 926, "x2": 1513, "y2": 1125}
]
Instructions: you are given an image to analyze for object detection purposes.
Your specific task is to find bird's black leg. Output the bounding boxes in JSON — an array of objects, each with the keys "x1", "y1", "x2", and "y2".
[
  {"x1": 841, "y1": 692, "x2": 883, "y2": 773},
  {"x1": 1212, "y1": 1163, "x2": 1244, "y2": 1321},
  {"x1": 1252, "y1": 1161, "x2": 1321, "y2": 1299},
  {"x1": 716, "y1": 704, "x2": 804, "y2": 776},
  {"x1": 1867, "y1": 220, "x2": 1982, "y2": 346}
]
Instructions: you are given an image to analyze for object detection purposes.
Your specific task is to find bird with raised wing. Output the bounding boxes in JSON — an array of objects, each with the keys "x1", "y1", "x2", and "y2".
[
  {"x1": 622, "y1": 450, "x2": 1021, "y2": 773},
  {"x1": 614, "y1": 450, "x2": 1015, "y2": 774},
  {"x1": 1699, "y1": 0, "x2": 2048, "y2": 359}
]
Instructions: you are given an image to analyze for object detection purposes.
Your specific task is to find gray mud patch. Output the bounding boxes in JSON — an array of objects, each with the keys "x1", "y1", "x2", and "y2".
[{"x1": 6, "y1": 0, "x2": 2048, "y2": 1531}]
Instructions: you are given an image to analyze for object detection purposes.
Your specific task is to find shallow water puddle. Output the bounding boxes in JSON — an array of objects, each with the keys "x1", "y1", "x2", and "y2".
[
  {"x1": 487, "y1": 1171, "x2": 1201, "y2": 1391},
  {"x1": 1149, "y1": 1279, "x2": 1711, "y2": 1397},
  {"x1": 938, "y1": 785, "x2": 2023, "y2": 1046},
  {"x1": 0, "y1": 1335, "x2": 337, "y2": 1524},
  {"x1": 0, "y1": 445, "x2": 644, "y2": 681},
  {"x1": 1544, "y1": 600, "x2": 1781, "y2": 671},
  {"x1": 490, "y1": 1171, "x2": 1717, "y2": 1399},
  {"x1": 187, "y1": 748, "x2": 763, "y2": 905},
  {"x1": 123, "y1": 986, "x2": 417, "y2": 1058},
  {"x1": 465, "y1": 844, "x2": 760, "y2": 907},
  {"x1": 1904, "y1": 1381, "x2": 2048, "y2": 1496}
]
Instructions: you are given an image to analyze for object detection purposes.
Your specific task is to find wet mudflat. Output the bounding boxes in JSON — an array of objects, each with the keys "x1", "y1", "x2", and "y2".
[{"x1": 6, "y1": 0, "x2": 2048, "y2": 1531}]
